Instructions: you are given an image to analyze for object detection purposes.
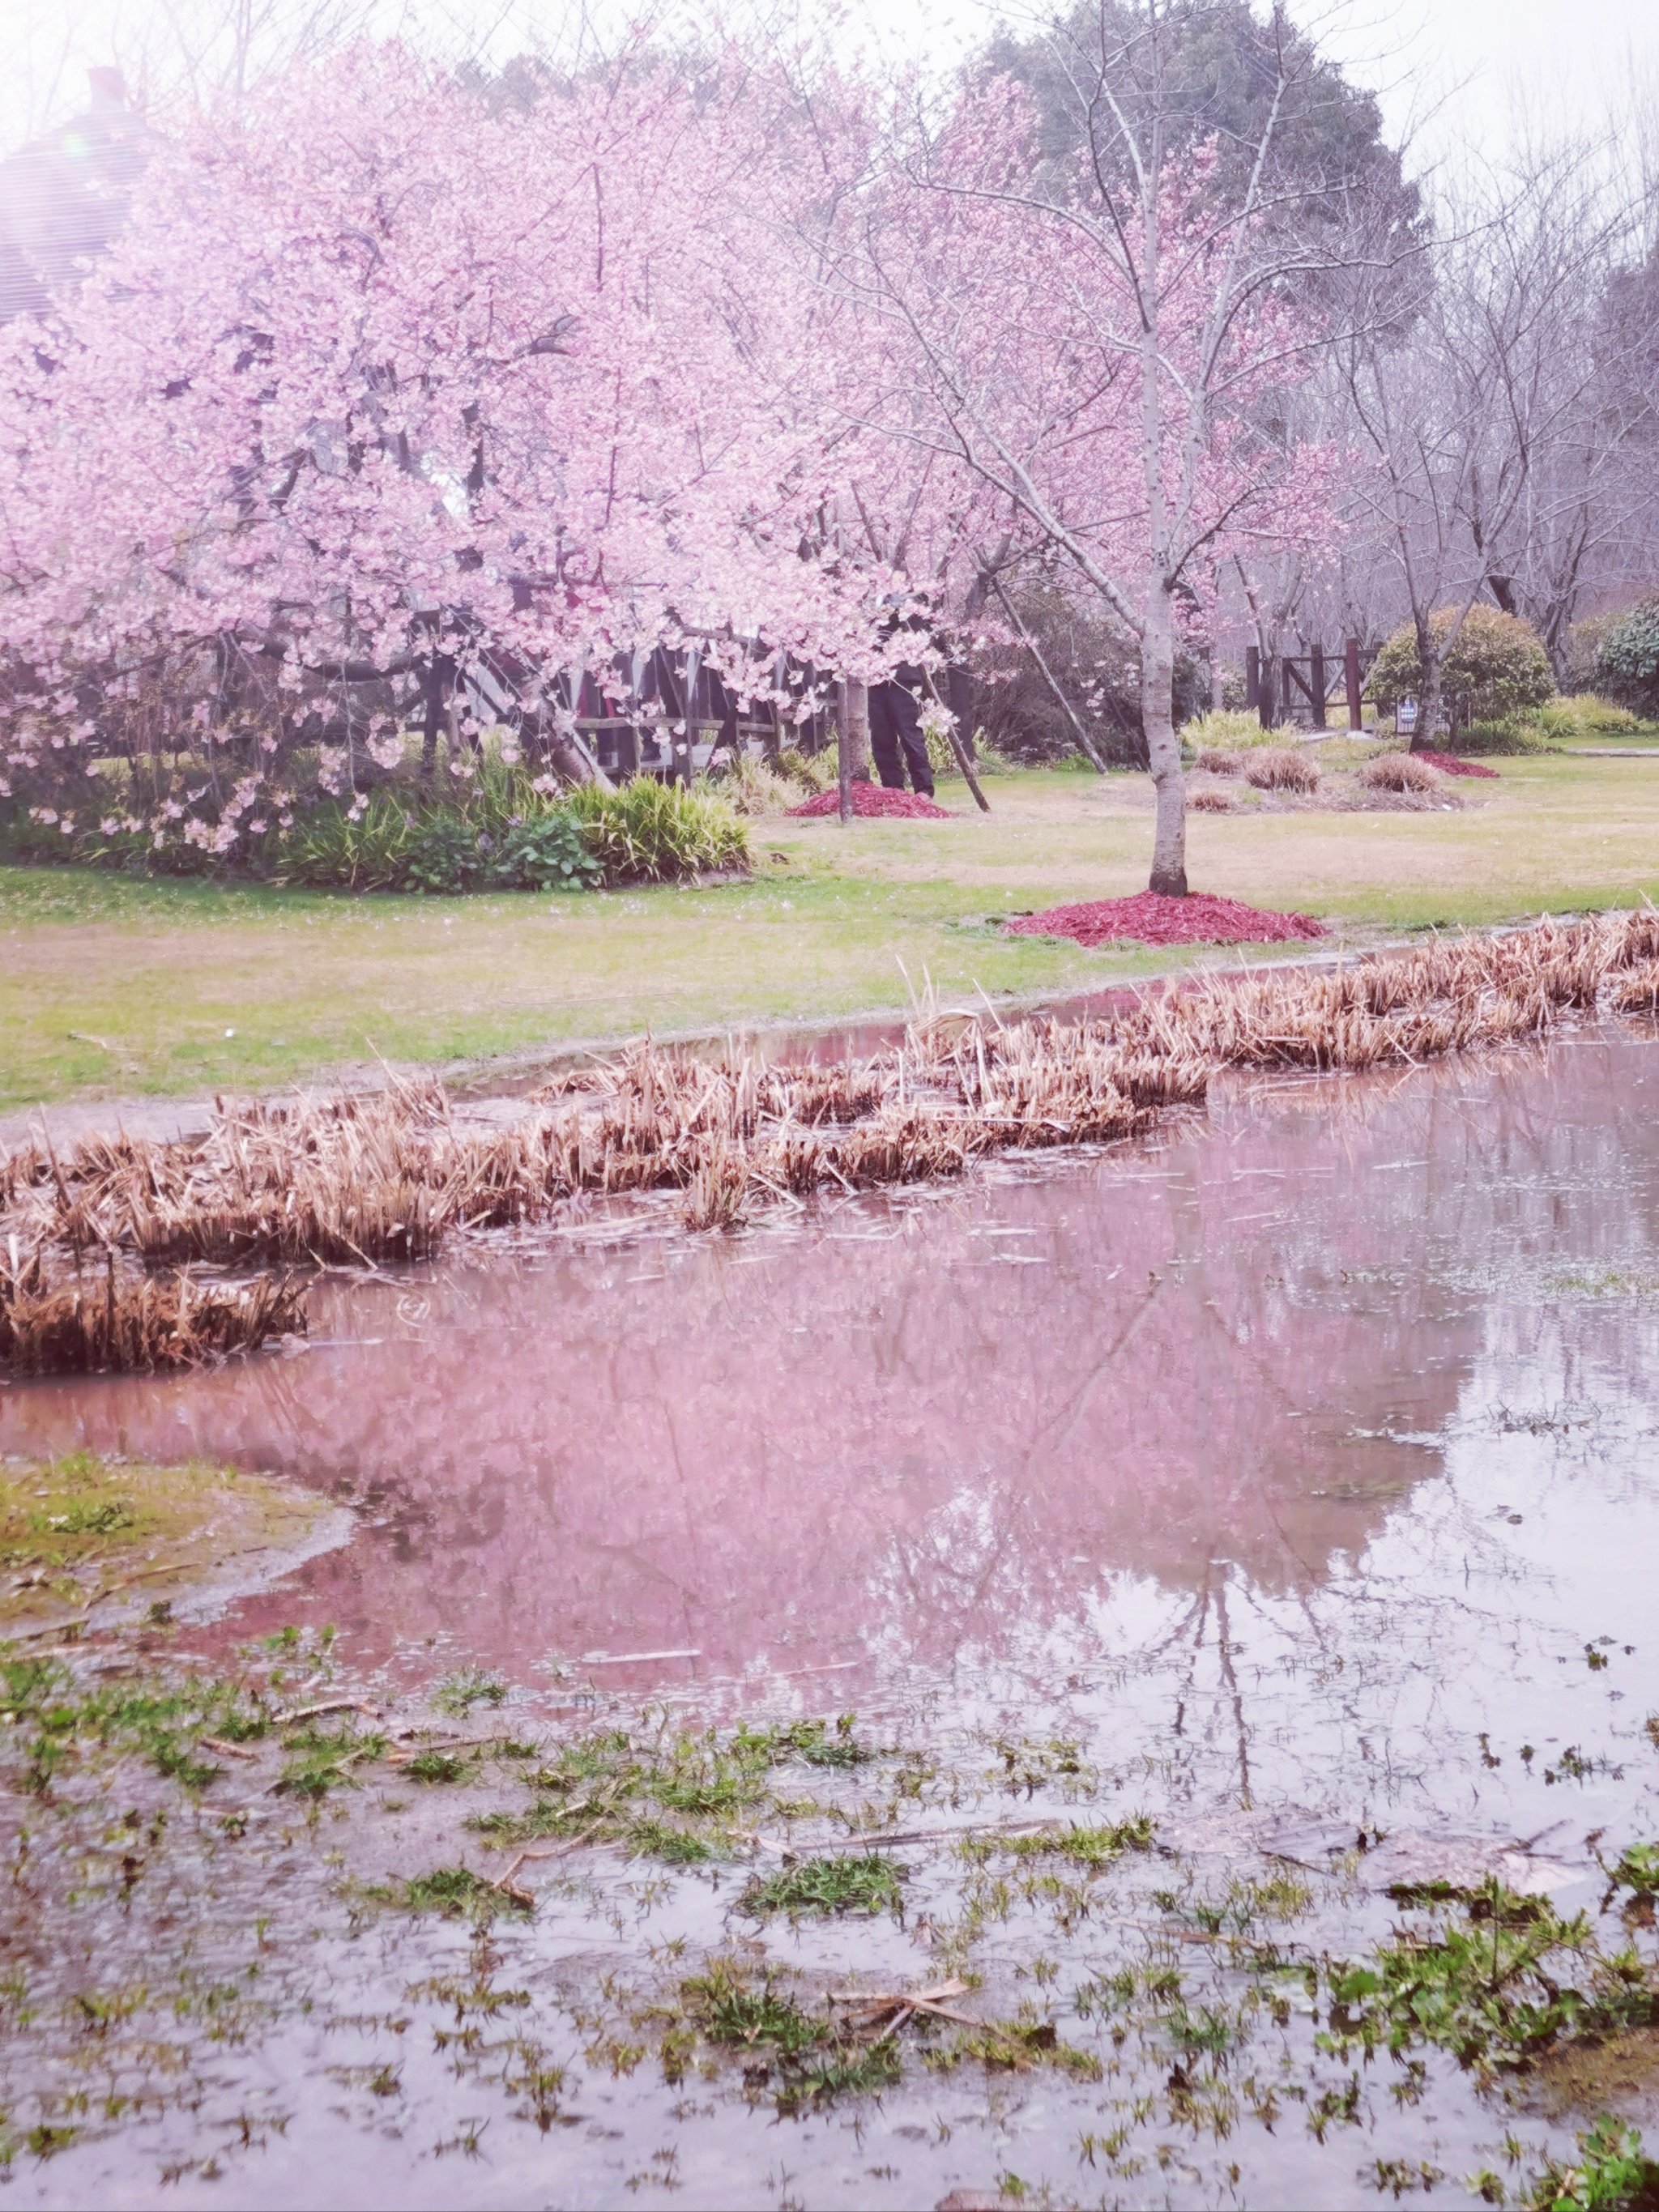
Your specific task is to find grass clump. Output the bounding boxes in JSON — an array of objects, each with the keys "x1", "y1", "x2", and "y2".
[
  {"x1": 682, "y1": 1963, "x2": 824, "y2": 2061},
  {"x1": 403, "y1": 1865, "x2": 526, "y2": 1923},
  {"x1": 433, "y1": 1669, "x2": 507, "y2": 1718},
  {"x1": 740, "y1": 1854, "x2": 904, "y2": 1918},
  {"x1": 1244, "y1": 745, "x2": 1320, "y2": 793},
  {"x1": 275, "y1": 1723, "x2": 386, "y2": 1799},
  {"x1": 680, "y1": 1961, "x2": 902, "y2": 2112},
  {"x1": 983, "y1": 1816, "x2": 1155, "y2": 1867},
  {"x1": 405, "y1": 1748, "x2": 472, "y2": 1785},
  {"x1": 626, "y1": 1820, "x2": 714, "y2": 1865}
]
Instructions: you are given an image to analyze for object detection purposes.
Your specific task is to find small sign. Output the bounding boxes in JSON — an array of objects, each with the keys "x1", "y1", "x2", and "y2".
[{"x1": 1397, "y1": 697, "x2": 1419, "y2": 735}]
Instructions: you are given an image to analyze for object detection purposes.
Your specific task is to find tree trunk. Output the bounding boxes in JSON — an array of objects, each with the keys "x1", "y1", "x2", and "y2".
[
  {"x1": 1142, "y1": 591, "x2": 1187, "y2": 897},
  {"x1": 420, "y1": 655, "x2": 448, "y2": 779},
  {"x1": 837, "y1": 678, "x2": 870, "y2": 821},
  {"x1": 1411, "y1": 612, "x2": 1441, "y2": 754}
]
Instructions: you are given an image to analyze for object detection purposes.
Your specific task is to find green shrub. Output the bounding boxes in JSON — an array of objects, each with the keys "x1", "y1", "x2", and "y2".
[
  {"x1": 1530, "y1": 697, "x2": 1645, "y2": 742},
  {"x1": 403, "y1": 815, "x2": 488, "y2": 895},
  {"x1": 564, "y1": 777, "x2": 749, "y2": 884},
  {"x1": 1371, "y1": 606, "x2": 1555, "y2": 724},
  {"x1": 492, "y1": 813, "x2": 602, "y2": 892},
  {"x1": 1456, "y1": 718, "x2": 1551, "y2": 756},
  {"x1": 1179, "y1": 710, "x2": 1294, "y2": 752},
  {"x1": 1595, "y1": 599, "x2": 1659, "y2": 718},
  {"x1": 275, "y1": 791, "x2": 422, "y2": 891}
]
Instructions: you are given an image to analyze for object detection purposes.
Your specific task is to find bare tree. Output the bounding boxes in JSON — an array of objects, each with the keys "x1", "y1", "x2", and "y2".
[{"x1": 1338, "y1": 134, "x2": 1654, "y2": 731}]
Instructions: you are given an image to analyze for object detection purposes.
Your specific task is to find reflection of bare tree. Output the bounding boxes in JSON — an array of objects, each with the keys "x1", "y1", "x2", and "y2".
[{"x1": 2, "y1": 1037, "x2": 1656, "y2": 1777}]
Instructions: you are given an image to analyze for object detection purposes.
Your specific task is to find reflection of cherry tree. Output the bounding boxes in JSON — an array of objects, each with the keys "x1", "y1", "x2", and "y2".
[{"x1": 7, "y1": 1038, "x2": 1659, "y2": 1829}]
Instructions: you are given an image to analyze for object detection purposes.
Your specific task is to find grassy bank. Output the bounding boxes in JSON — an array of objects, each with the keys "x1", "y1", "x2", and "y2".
[{"x1": 6, "y1": 755, "x2": 1659, "y2": 1112}]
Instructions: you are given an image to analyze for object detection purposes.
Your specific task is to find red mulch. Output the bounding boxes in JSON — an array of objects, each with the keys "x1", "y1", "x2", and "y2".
[
  {"x1": 790, "y1": 784, "x2": 953, "y2": 819},
  {"x1": 1006, "y1": 891, "x2": 1326, "y2": 948},
  {"x1": 1414, "y1": 749, "x2": 1499, "y2": 779}
]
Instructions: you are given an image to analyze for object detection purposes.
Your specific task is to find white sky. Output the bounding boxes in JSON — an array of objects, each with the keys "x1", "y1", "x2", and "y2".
[{"x1": 0, "y1": 0, "x2": 1654, "y2": 173}]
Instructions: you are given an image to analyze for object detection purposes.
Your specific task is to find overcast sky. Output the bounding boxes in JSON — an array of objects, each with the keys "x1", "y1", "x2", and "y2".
[{"x1": 1, "y1": 0, "x2": 1654, "y2": 172}]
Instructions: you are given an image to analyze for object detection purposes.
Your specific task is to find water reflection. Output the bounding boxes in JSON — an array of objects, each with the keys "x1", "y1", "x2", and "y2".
[{"x1": 11, "y1": 1036, "x2": 1653, "y2": 1701}]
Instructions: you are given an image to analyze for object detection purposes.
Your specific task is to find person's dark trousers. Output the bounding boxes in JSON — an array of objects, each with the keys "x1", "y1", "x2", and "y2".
[{"x1": 868, "y1": 680, "x2": 934, "y2": 795}]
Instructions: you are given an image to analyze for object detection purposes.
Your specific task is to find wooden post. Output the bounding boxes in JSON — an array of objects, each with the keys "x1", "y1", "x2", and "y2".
[
  {"x1": 1258, "y1": 656, "x2": 1276, "y2": 730},
  {"x1": 1344, "y1": 637, "x2": 1363, "y2": 734},
  {"x1": 1309, "y1": 644, "x2": 1327, "y2": 731},
  {"x1": 1244, "y1": 646, "x2": 1260, "y2": 714}
]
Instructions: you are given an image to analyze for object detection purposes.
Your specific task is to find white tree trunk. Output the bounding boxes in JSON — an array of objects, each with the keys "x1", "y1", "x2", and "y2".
[{"x1": 1142, "y1": 590, "x2": 1187, "y2": 896}]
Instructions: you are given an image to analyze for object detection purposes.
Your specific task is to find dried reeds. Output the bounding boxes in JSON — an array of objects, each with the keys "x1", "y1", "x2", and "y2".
[
  {"x1": 0, "y1": 1240, "x2": 304, "y2": 1377},
  {"x1": 6, "y1": 910, "x2": 1659, "y2": 1311}
]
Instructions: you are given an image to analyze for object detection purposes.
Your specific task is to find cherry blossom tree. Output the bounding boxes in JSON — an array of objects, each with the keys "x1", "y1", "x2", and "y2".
[
  {"x1": 0, "y1": 40, "x2": 910, "y2": 859},
  {"x1": 830, "y1": 19, "x2": 1346, "y2": 893}
]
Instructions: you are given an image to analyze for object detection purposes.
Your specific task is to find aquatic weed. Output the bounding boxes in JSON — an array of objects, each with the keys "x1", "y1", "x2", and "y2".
[
  {"x1": 403, "y1": 1866, "x2": 526, "y2": 1924},
  {"x1": 681, "y1": 1963, "x2": 823, "y2": 2061},
  {"x1": 1610, "y1": 1845, "x2": 1659, "y2": 1899},
  {"x1": 434, "y1": 1670, "x2": 506, "y2": 1718},
  {"x1": 1326, "y1": 1884, "x2": 1656, "y2": 2070},
  {"x1": 980, "y1": 1816, "x2": 1155, "y2": 1867},
  {"x1": 1522, "y1": 2116, "x2": 1659, "y2": 2210},
  {"x1": 740, "y1": 1855, "x2": 904, "y2": 1917},
  {"x1": 404, "y1": 1749, "x2": 472, "y2": 1785}
]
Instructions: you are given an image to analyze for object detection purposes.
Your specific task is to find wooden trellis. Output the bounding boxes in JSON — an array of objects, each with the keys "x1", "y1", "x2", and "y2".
[{"x1": 1245, "y1": 639, "x2": 1378, "y2": 732}]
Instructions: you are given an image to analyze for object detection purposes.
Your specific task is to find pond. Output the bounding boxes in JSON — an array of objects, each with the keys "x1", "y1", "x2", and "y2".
[{"x1": 2, "y1": 1027, "x2": 1657, "y2": 2208}]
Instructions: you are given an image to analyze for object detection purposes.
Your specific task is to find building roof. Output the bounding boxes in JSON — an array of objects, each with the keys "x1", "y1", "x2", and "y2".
[{"x1": 0, "y1": 70, "x2": 160, "y2": 322}]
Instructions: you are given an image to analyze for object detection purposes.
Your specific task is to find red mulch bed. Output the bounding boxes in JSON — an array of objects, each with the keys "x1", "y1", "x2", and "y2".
[
  {"x1": 790, "y1": 784, "x2": 953, "y2": 819},
  {"x1": 1006, "y1": 891, "x2": 1326, "y2": 948},
  {"x1": 1414, "y1": 749, "x2": 1499, "y2": 779}
]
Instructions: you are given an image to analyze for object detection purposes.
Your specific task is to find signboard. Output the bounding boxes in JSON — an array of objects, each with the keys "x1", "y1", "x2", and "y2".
[{"x1": 1397, "y1": 697, "x2": 1419, "y2": 736}]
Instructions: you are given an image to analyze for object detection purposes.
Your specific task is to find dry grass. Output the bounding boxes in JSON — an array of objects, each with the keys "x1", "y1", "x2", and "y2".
[
  {"x1": 1245, "y1": 748, "x2": 1321, "y2": 794},
  {"x1": 1190, "y1": 788, "x2": 1236, "y2": 813},
  {"x1": 1361, "y1": 753, "x2": 1443, "y2": 795},
  {"x1": 6, "y1": 912, "x2": 1659, "y2": 1323},
  {"x1": 1, "y1": 1240, "x2": 303, "y2": 1376},
  {"x1": 1194, "y1": 749, "x2": 1243, "y2": 778}
]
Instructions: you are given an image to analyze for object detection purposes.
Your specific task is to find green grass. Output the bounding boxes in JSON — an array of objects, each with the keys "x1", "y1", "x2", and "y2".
[
  {"x1": 739, "y1": 1853, "x2": 905, "y2": 1917},
  {"x1": 9, "y1": 756, "x2": 1659, "y2": 1113}
]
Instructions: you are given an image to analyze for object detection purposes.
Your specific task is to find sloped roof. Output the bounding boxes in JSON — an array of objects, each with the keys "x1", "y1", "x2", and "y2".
[{"x1": 0, "y1": 70, "x2": 160, "y2": 322}]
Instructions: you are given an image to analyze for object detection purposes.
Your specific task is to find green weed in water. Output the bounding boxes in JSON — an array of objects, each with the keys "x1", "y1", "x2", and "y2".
[
  {"x1": 403, "y1": 1866, "x2": 526, "y2": 1924},
  {"x1": 405, "y1": 1749, "x2": 472, "y2": 1785},
  {"x1": 682, "y1": 1963, "x2": 824, "y2": 2061},
  {"x1": 1523, "y1": 2116, "x2": 1659, "y2": 2211},
  {"x1": 434, "y1": 1669, "x2": 506, "y2": 1718},
  {"x1": 626, "y1": 1820, "x2": 714, "y2": 1865},
  {"x1": 740, "y1": 1854, "x2": 904, "y2": 1917},
  {"x1": 275, "y1": 1725, "x2": 386, "y2": 1799},
  {"x1": 978, "y1": 1815, "x2": 1156, "y2": 1867},
  {"x1": 1610, "y1": 1844, "x2": 1659, "y2": 1899},
  {"x1": 1327, "y1": 1883, "x2": 1657, "y2": 2070}
]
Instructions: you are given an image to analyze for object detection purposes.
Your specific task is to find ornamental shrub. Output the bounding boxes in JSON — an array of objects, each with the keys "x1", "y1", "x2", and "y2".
[
  {"x1": 563, "y1": 776, "x2": 750, "y2": 884},
  {"x1": 1594, "y1": 597, "x2": 1659, "y2": 717},
  {"x1": 493, "y1": 813, "x2": 603, "y2": 891},
  {"x1": 1371, "y1": 606, "x2": 1555, "y2": 725}
]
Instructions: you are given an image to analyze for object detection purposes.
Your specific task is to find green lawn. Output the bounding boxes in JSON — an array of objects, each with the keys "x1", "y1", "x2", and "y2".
[{"x1": 5, "y1": 755, "x2": 1657, "y2": 1114}]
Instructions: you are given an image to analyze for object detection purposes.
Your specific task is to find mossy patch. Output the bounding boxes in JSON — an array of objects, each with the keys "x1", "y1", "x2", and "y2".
[{"x1": 0, "y1": 1451, "x2": 332, "y2": 1627}]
